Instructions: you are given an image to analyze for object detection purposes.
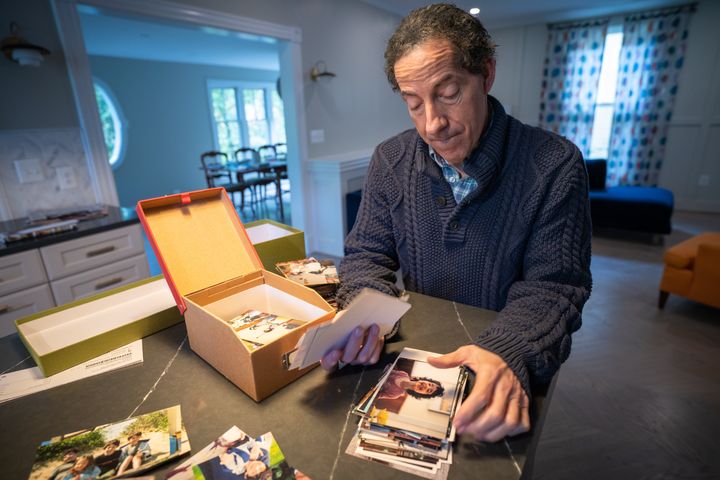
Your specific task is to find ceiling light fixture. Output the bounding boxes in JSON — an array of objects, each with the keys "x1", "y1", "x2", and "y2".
[
  {"x1": 469, "y1": 7, "x2": 481, "y2": 15},
  {"x1": 0, "y1": 22, "x2": 50, "y2": 67}
]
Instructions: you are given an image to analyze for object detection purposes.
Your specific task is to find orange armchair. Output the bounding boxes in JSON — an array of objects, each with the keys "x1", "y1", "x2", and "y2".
[{"x1": 659, "y1": 233, "x2": 720, "y2": 309}]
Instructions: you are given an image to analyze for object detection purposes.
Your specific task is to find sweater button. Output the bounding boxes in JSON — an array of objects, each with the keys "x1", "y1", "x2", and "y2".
[
  {"x1": 436, "y1": 196, "x2": 446, "y2": 206},
  {"x1": 449, "y1": 220, "x2": 459, "y2": 231}
]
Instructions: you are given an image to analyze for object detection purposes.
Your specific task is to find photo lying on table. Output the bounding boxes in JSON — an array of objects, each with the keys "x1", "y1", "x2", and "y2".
[
  {"x1": 192, "y1": 432, "x2": 302, "y2": 480},
  {"x1": 275, "y1": 258, "x2": 339, "y2": 286},
  {"x1": 27, "y1": 405, "x2": 190, "y2": 480},
  {"x1": 367, "y1": 349, "x2": 464, "y2": 440}
]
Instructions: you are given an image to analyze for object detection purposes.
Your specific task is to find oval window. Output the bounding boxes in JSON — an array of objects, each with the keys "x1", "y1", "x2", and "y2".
[{"x1": 93, "y1": 80, "x2": 125, "y2": 169}]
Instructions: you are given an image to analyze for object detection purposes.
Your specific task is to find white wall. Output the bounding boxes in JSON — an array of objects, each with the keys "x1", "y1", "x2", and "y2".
[
  {"x1": 171, "y1": 0, "x2": 412, "y2": 160},
  {"x1": 488, "y1": 0, "x2": 720, "y2": 213},
  {"x1": 659, "y1": 0, "x2": 720, "y2": 213}
]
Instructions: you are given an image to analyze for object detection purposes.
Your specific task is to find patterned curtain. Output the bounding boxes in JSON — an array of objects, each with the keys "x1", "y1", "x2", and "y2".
[
  {"x1": 539, "y1": 20, "x2": 608, "y2": 158},
  {"x1": 607, "y1": 6, "x2": 694, "y2": 186}
]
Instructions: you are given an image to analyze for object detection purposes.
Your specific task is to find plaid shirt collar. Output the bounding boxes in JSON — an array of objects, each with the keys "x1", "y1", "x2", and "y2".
[
  {"x1": 428, "y1": 147, "x2": 479, "y2": 205},
  {"x1": 427, "y1": 101, "x2": 494, "y2": 204}
]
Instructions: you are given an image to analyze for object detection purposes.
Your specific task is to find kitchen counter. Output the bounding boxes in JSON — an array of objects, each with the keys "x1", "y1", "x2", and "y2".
[{"x1": 0, "y1": 206, "x2": 139, "y2": 257}]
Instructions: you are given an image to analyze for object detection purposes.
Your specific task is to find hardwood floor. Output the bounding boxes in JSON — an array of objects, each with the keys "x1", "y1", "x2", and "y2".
[{"x1": 534, "y1": 211, "x2": 720, "y2": 479}]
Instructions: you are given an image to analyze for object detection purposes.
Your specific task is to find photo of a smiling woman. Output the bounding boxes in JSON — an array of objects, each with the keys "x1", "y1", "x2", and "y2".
[{"x1": 376, "y1": 369, "x2": 445, "y2": 401}]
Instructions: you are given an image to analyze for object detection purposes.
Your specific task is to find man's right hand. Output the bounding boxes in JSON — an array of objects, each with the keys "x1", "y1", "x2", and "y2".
[{"x1": 320, "y1": 323, "x2": 384, "y2": 370}]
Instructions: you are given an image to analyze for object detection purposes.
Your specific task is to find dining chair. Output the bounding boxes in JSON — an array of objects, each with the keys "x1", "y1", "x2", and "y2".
[
  {"x1": 234, "y1": 147, "x2": 275, "y2": 209},
  {"x1": 200, "y1": 151, "x2": 231, "y2": 188},
  {"x1": 200, "y1": 151, "x2": 253, "y2": 210}
]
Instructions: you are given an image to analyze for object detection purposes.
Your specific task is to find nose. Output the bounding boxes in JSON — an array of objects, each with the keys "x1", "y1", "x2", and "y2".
[{"x1": 425, "y1": 102, "x2": 448, "y2": 136}]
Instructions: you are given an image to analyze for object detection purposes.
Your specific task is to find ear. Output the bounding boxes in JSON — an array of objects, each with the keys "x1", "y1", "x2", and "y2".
[{"x1": 483, "y1": 59, "x2": 496, "y2": 94}]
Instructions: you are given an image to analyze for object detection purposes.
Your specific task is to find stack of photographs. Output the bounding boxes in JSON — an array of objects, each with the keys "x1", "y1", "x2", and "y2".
[
  {"x1": 166, "y1": 426, "x2": 309, "y2": 480},
  {"x1": 275, "y1": 258, "x2": 339, "y2": 308},
  {"x1": 346, "y1": 348, "x2": 468, "y2": 480},
  {"x1": 225, "y1": 309, "x2": 306, "y2": 351},
  {"x1": 27, "y1": 405, "x2": 190, "y2": 480}
]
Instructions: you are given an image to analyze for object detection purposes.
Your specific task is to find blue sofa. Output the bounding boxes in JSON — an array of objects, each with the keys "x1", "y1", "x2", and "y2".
[{"x1": 585, "y1": 159, "x2": 674, "y2": 235}]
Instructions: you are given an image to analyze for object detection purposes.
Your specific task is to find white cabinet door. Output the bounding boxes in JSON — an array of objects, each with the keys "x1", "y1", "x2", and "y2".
[
  {"x1": 50, "y1": 254, "x2": 150, "y2": 305},
  {"x1": 0, "y1": 250, "x2": 48, "y2": 297},
  {"x1": 0, "y1": 284, "x2": 55, "y2": 338},
  {"x1": 40, "y1": 225, "x2": 145, "y2": 280}
]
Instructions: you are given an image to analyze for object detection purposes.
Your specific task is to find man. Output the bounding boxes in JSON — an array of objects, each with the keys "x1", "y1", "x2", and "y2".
[
  {"x1": 321, "y1": 4, "x2": 592, "y2": 443},
  {"x1": 94, "y1": 440, "x2": 121, "y2": 476},
  {"x1": 48, "y1": 448, "x2": 78, "y2": 480},
  {"x1": 117, "y1": 432, "x2": 151, "y2": 475}
]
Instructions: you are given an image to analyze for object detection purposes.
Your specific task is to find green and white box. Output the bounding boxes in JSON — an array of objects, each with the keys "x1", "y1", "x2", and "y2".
[
  {"x1": 15, "y1": 276, "x2": 182, "y2": 376},
  {"x1": 244, "y1": 219, "x2": 306, "y2": 271}
]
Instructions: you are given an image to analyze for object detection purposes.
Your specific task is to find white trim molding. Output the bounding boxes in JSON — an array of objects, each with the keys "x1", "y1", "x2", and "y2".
[{"x1": 306, "y1": 151, "x2": 373, "y2": 257}]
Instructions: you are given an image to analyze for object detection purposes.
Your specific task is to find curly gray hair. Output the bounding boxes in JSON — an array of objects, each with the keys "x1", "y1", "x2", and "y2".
[{"x1": 384, "y1": 3, "x2": 496, "y2": 91}]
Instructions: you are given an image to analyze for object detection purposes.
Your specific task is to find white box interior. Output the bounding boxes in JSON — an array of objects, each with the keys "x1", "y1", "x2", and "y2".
[
  {"x1": 17, "y1": 279, "x2": 176, "y2": 355},
  {"x1": 204, "y1": 283, "x2": 326, "y2": 323},
  {"x1": 245, "y1": 223, "x2": 294, "y2": 244}
]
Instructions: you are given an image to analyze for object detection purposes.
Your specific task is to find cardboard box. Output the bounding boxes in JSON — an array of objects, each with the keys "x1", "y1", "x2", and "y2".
[
  {"x1": 137, "y1": 188, "x2": 335, "y2": 401},
  {"x1": 15, "y1": 276, "x2": 182, "y2": 376},
  {"x1": 244, "y1": 219, "x2": 306, "y2": 271}
]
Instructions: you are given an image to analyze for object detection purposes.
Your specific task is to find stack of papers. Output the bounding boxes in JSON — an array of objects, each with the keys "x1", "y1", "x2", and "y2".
[
  {"x1": 276, "y1": 257, "x2": 339, "y2": 308},
  {"x1": 166, "y1": 426, "x2": 308, "y2": 480},
  {"x1": 346, "y1": 348, "x2": 468, "y2": 480}
]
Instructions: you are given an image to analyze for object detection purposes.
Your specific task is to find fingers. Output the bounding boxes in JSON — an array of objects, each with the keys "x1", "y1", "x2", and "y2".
[
  {"x1": 452, "y1": 372, "x2": 492, "y2": 432},
  {"x1": 353, "y1": 324, "x2": 382, "y2": 365},
  {"x1": 427, "y1": 345, "x2": 472, "y2": 369},
  {"x1": 320, "y1": 349, "x2": 342, "y2": 370},
  {"x1": 462, "y1": 378, "x2": 531, "y2": 442},
  {"x1": 322, "y1": 325, "x2": 383, "y2": 370},
  {"x1": 341, "y1": 326, "x2": 366, "y2": 364}
]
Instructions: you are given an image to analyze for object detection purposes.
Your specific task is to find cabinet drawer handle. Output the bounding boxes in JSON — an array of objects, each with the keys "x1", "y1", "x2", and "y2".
[
  {"x1": 0, "y1": 304, "x2": 9, "y2": 314},
  {"x1": 86, "y1": 245, "x2": 116, "y2": 258},
  {"x1": 94, "y1": 277, "x2": 123, "y2": 290}
]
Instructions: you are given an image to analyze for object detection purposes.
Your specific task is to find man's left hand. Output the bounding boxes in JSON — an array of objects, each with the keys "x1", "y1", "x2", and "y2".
[{"x1": 428, "y1": 345, "x2": 530, "y2": 442}]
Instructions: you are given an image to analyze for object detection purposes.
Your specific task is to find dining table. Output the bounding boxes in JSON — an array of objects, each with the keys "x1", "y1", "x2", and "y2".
[
  {"x1": 201, "y1": 159, "x2": 288, "y2": 219},
  {"x1": 0, "y1": 291, "x2": 555, "y2": 480}
]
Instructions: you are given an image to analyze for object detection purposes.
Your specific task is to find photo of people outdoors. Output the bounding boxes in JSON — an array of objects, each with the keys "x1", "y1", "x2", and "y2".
[
  {"x1": 368, "y1": 352, "x2": 464, "y2": 440},
  {"x1": 29, "y1": 406, "x2": 189, "y2": 480},
  {"x1": 275, "y1": 258, "x2": 339, "y2": 286},
  {"x1": 193, "y1": 432, "x2": 299, "y2": 480}
]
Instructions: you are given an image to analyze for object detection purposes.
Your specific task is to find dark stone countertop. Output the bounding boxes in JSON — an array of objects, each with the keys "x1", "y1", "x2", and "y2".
[
  {"x1": 0, "y1": 206, "x2": 139, "y2": 257},
  {"x1": 0, "y1": 292, "x2": 554, "y2": 480}
]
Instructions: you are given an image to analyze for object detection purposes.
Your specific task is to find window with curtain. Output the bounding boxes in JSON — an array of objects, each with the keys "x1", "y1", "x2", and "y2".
[
  {"x1": 588, "y1": 26, "x2": 624, "y2": 159},
  {"x1": 539, "y1": 20, "x2": 609, "y2": 159},
  {"x1": 208, "y1": 81, "x2": 286, "y2": 158},
  {"x1": 540, "y1": 6, "x2": 694, "y2": 187},
  {"x1": 607, "y1": 6, "x2": 693, "y2": 186}
]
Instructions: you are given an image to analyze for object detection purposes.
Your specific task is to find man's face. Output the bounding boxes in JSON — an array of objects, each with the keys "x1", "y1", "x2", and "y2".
[
  {"x1": 413, "y1": 380, "x2": 439, "y2": 396},
  {"x1": 395, "y1": 38, "x2": 495, "y2": 167},
  {"x1": 104, "y1": 444, "x2": 117, "y2": 455},
  {"x1": 129, "y1": 435, "x2": 140, "y2": 446}
]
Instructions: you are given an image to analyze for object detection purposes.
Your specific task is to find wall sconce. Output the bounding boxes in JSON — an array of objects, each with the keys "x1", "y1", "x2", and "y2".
[
  {"x1": 310, "y1": 61, "x2": 336, "y2": 82},
  {"x1": 1, "y1": 22, "x2": 50, "y2": 67}
]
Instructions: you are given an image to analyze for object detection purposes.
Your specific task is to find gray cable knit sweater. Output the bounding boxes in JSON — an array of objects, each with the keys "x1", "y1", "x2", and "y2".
[{"x1": 336, "y1": 96, "x2": 592, "y2": 396}]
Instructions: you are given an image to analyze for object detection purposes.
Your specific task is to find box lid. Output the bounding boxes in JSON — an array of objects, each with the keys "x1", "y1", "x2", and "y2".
[{"x1": 136, "y1": 188, "x2": 263, "y2": 314}]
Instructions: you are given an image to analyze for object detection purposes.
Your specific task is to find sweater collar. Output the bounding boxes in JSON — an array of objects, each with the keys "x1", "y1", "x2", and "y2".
[{"x1": 416, "y1": 95, "x2": 508, "y2": 193}]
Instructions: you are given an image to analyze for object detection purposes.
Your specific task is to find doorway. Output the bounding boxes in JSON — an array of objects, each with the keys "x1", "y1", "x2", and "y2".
[{"x1": 52, "y1": 0, "x2": 309, "y2": 229}]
